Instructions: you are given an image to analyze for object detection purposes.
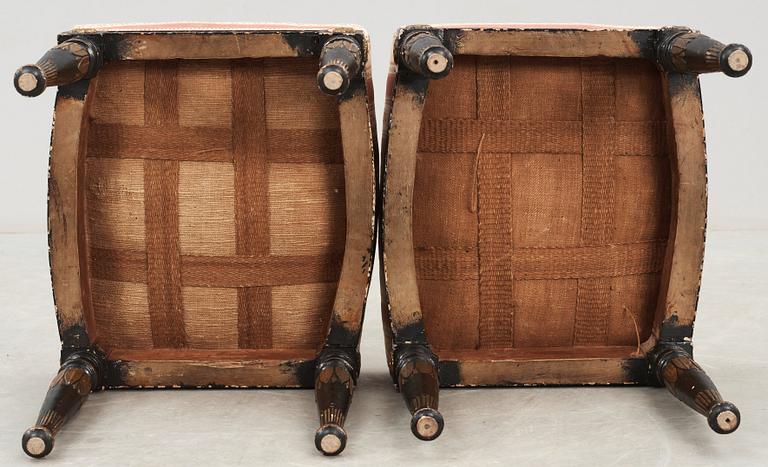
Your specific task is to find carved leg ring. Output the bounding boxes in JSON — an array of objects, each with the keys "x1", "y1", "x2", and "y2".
[
  {"x1": 22, "y1": 350, "x2": 105, "y2": 458},
  {"x1": 314, "y1": 349, "x2": 358, "y2": 456},
  {"x1": 395, "y1": 345, "x2": 444, "y2": 441},
  {"x1": 654, "y1": 346, "x2": 740, "y2": 434}
]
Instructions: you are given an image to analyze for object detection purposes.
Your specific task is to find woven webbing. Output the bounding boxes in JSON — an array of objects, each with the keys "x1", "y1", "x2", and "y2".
[
  {"x1": 476, "y1": 58, "x2": 514, "y2": 348},
  {"x1": 412, "y1": 56, "x2": 670, "y2": 351},
  {"x1": 575, "y1": 60, "x2": 616, "y2": 345},
  {"x1": 85, "y1": 59, "x2": 346, "y2": 351},
  {"x1": 232, "y1": 60, "x2": 271, "y2": 349},
  {"x1": 143, "y1": 62, "x2": 187, "y2": 348}
]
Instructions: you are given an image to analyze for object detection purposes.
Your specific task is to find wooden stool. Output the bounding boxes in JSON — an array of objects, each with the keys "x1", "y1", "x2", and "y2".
[
  {"x1": 379, "y1": 24, "x2": 751, "y2": 440},
  {"x1": 15, "y1": 23, "x2": 377, "y2": 458}
]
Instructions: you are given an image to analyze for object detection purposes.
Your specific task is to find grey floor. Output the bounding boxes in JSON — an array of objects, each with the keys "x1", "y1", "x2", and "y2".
[{"x1": 0, "y1": 231, "x2": 766, "y2": 466}]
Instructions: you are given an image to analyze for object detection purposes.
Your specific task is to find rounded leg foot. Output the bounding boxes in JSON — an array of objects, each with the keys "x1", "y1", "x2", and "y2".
[
  {"x1": 708, "y1": 401, "x2": 740, "y2": 434},
  {"x1": 22, "y1": 427, "x2": 54, "y2": 458},
  {"x1": 315, "y1": 424, "x2": 348, "y2": 456},
  {"x1": 411, "y1": 407, "x2": 444, "y2": 441}
]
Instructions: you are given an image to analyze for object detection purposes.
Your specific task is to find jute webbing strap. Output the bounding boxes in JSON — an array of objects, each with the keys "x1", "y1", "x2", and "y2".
[
  {"x1": 476, "y1": 57, "x2": 514, "y2": 348},
  {"x1": 232, "y1": 60, "x2": 272, "y2": 349},
  {"x1": 419, "y1": 119, "x2": 582, "y2": 154},
  {"x1": 143, "y1": 62, "x2": 187, "y2": 348},
  {"x1": 87, "y1": 124, "x2": 342, "y2": 163},
  {"x1": 417, "y1": 119, "x2": 664, "y2": 156},
  {"x1": 575, "y1": 60, "x2": 616, "y2": 345},
  {"x1": 90, "y1": 249, "x2": 344, "y2": 287},
  {"x1": 415, "y1": 241, "x2": 666, "y2": 281}
]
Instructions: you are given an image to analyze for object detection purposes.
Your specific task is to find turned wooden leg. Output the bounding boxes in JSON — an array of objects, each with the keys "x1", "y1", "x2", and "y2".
[
  {"x1": 314, "y1": 350, "x2": 358, "y2": 456},
  {"x1": 395, "y1": 345, "x2": 444, "y2": 441},
  {"x1": 398, "y1": 30, "x2": 453, "y2": 79},
  {"x1": 13, "y1": 37, "x2": 101, "y2": 97},
  {"x1": 657, "y1": 30, "x2": 752, "y2": 77},
  {"x1": 22, "y1": 350, "x2": 106, "y2": 458},
  {"x1": 317, "y1": 36, "x2": 362, "y2": 96},
  {"x1": 653, "y1": 345, "x2": 740, "y2": 434}
]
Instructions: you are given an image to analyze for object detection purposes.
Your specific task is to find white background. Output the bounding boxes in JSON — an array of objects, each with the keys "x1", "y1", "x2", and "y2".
[{"x1": 0, "y1": 1, "x2": 766, "y2": 466}]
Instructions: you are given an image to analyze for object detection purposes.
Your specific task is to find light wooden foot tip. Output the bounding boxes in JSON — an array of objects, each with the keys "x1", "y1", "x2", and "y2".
[
  {"x1": 22, "y1": 427, "x2": 54, "y2": 459},
  {"x1": 315, "y1": 424, "x2": 347, "y2": 456},
  {"x1": 411, "y1": 408, "x2": 444, "y2": 441},
  {"x1": 708, "y1": 401, "x2": 741, "y2": 434}
]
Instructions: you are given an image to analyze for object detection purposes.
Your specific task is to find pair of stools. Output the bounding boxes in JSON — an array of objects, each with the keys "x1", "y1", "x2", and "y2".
[{"x1": 14, "y1": 23, "x2": 751, "y2": 458}]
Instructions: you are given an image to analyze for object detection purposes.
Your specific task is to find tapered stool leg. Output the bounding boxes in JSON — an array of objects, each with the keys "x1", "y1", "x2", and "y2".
[
  {"x1": 22, "y1": 350, "x2": 106, "y2": 458},
  {"x1": 657, "y1": 29, "x2": 752, "y2": 77},
  {"x1": 13, "y1": 37, "x2": 101, "y2": 97},
  {"x1": 395, "y1": 345, "x2": 444, "y2": 441},
  {"x1": 653, "y1": 345, "x2": 740, "y2": 434},
  {"x1": 314, "y1": 350, "x2": 357, "y2": 456}
]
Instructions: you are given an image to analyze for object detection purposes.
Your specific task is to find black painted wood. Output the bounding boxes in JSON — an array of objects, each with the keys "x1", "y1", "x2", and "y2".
[
  {"x1": 22, "y1": 350, "x2": 106, "y2": 458},
  {"x1": 398, "y1": 30, "x2": 453, "y2": 79},
  {"x1": 653, "y1": 345, "x2": 740, "y2": 434},
  {"x1": 657, "y1": 30, "x2": 752, "y2": 77},
  {"x1": 317, "y1": 36, "x2": 362, "y2": 96},
  {"x1": 14, "y1": 37, "x2": 101, "y2": 97},
  {"x1": 314, "y1": 349, "x2": 358, "y2": 455},
  {"x1": 395, "y1": 345, "x2": 444, "y2": 441}
]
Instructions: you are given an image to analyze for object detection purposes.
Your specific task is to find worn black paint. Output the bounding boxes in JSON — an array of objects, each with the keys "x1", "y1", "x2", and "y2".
[
  {"x1": 58, "y1": 323, "x2": 92, "y2": 351},
  {"x1": 622, "y1": 357, "x2": 651, "y2": 385},
  {"x1": 324, "y1": 317, "x2": 361, "y2": 349},
  {"x1": 396, "y1": 72, "x2": 429, "y2": 105},
  {"x1": 57, "y1": 79, "x2": 90, "y2": 100},
  {"x1": 393, "y1": 321, "x2": 429, "y2": 346},
  {"x1": 437, "y1": 360, "x2": 461, "y2": 387},
  {"x1": 628, "y1": 29, "x2": 658, "y2": 59},
  {"x1": 288, "y1": 358, "x2": 318, "y2": 388},
  {"x1": 658, "y1": 313, "x2": 695, "y2": 343}
]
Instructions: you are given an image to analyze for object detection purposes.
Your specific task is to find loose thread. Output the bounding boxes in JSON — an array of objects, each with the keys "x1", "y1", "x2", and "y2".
[
  {"x1": 470, "y1": 132, "x2": 485, "y2": 213},
  {"x1": 625, "y1": 306, "x2": 642, "y2": 355}
]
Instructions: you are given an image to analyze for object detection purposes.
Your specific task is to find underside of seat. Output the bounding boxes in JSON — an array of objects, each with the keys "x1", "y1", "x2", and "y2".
[
  {"x1": 413, "y1": 56, "x2": 671, "y2": 358},
  {"x1": 82, "y1": 58, "x2": 346, "y2": 357}
]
